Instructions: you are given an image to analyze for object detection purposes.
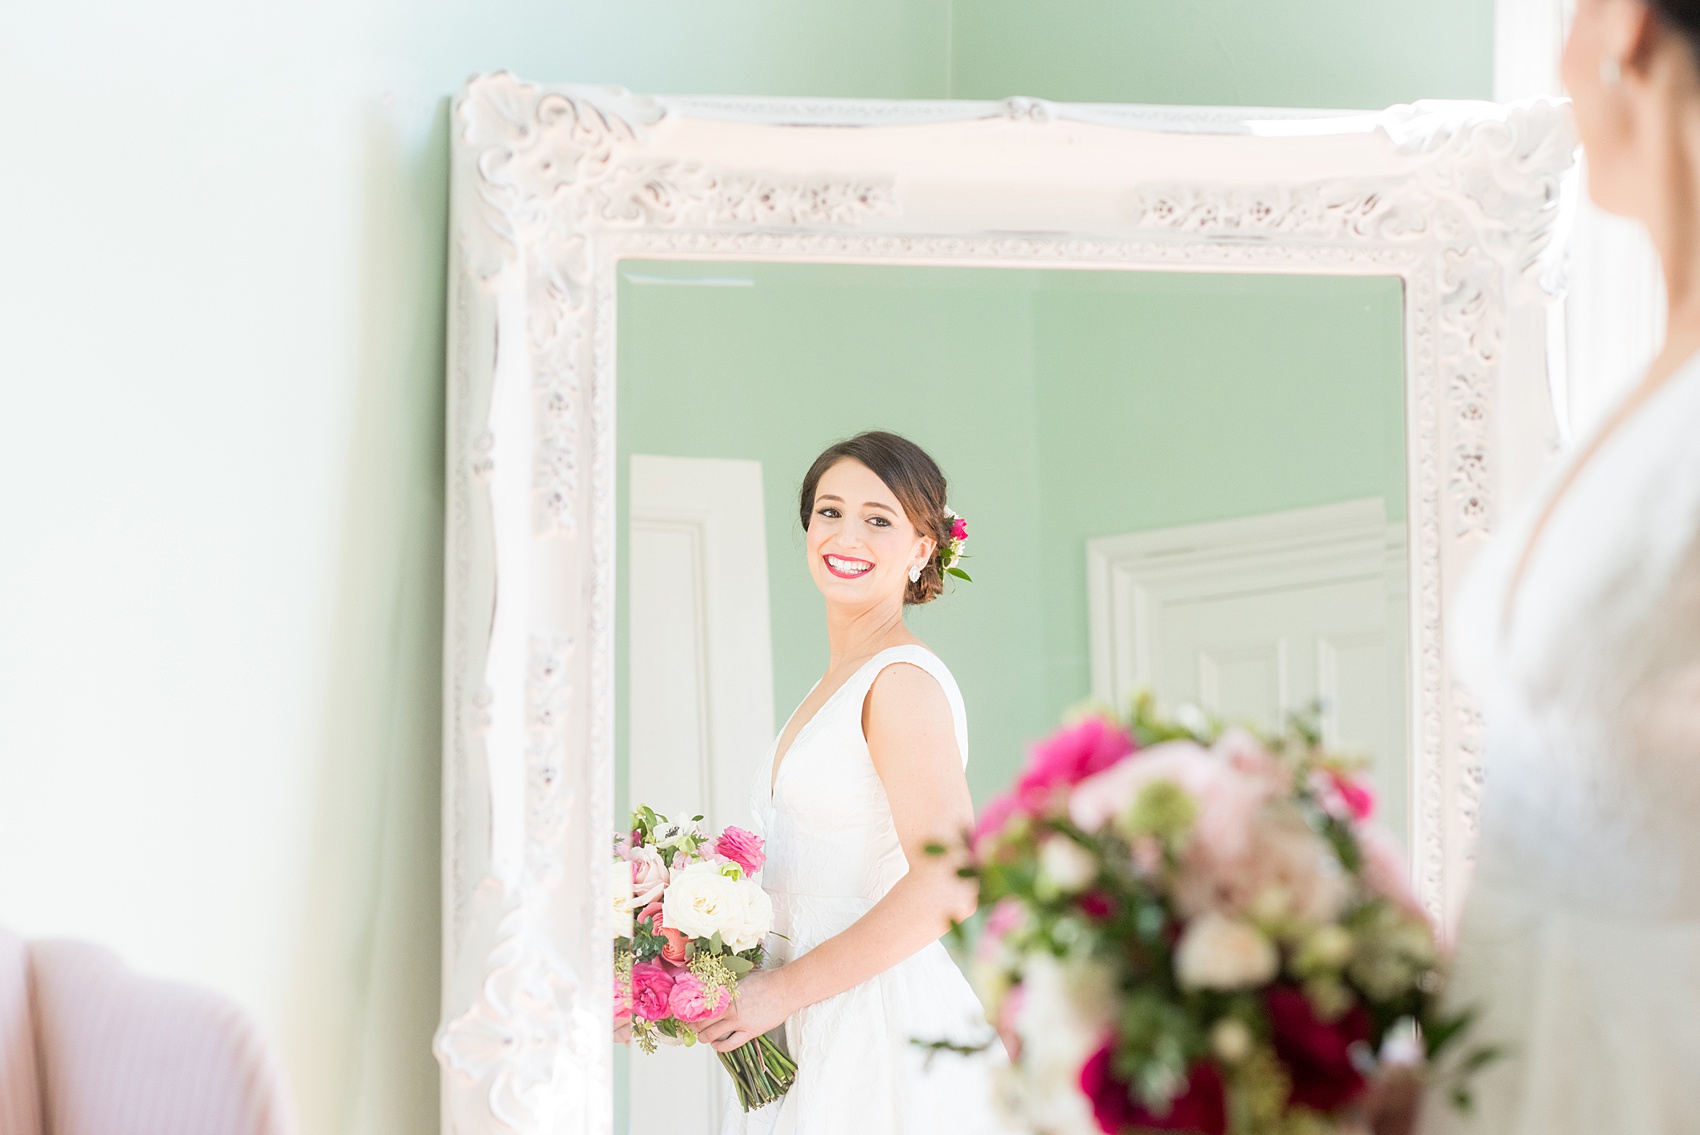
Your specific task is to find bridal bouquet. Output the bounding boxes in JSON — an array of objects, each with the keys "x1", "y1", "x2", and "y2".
[
  {"x1": 613, "y1": 805, "x2": 798, "y2": 1112},
  {"x1": 960, "y1": 698, "x2": 1492, "y2": 1135}
]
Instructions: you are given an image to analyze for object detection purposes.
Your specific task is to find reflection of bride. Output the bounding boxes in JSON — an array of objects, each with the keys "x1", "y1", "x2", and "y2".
[
  {"x1": 693, "y1": 431, "x2": 1008, "y2": 1134},
  {"x1": 1418, "y1": 1, "x2": 1700, "y2": 1131}
]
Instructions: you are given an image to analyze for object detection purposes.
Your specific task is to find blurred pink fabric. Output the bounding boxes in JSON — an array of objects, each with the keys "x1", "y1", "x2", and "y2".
[{"x1": 0, "y1": 927, "x2": 294, "y2": 1135}]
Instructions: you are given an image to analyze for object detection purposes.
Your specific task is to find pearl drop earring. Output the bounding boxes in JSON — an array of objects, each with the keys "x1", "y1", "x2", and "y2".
[
  {"x1": 908, "y1": 563, "x2": 923, "y2": 583},
  {"x1": 1601, "y1": 57, "x2": 1623, "y2": 85}
]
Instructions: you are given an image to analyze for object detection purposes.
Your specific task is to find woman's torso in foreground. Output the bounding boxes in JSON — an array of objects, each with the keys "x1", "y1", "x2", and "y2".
[
  {"x1": 1422, "y1": 357, "x2": 1700, "y2": 1134},
  {"x1": 723, "y1": 644, "x2": 1008, "y2": 1135}
]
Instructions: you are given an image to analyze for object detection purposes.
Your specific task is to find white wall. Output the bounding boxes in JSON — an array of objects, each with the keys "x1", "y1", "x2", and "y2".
[{"x1": 0, "y1": 3, "x2": 946, "y2": 1132}]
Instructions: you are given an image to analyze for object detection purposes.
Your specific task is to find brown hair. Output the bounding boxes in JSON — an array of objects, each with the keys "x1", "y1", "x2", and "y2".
[
  {"x1": 1653, "y1": 0, "x2": 1700, "y2": 48},
  {"x1": 798, "y1": 431, "x2": 952, "y2": 605}
]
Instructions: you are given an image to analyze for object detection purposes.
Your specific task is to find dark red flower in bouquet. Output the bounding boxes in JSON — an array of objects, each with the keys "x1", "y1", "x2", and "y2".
[
  {"x1": 1264, "y1": 985, "x2": 1374, "y2": 1113},
  {"x1": 1079, "y1": 1044, "x2": 1226, "y2": 1135},
  {"x1": 1076, "y1": 889, "x2": 1120, "y2": 923}
]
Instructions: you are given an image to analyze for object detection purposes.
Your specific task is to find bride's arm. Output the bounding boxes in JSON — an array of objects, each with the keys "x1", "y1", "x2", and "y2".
[{"x1": 694, "y1": 662, "x2": 978, "y2": 1053}]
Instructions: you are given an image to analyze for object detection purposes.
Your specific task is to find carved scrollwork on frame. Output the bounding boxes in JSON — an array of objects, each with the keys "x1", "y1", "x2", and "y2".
[{"x1": 442, "y1": 74, "x2": 1577, "y2": 1135}]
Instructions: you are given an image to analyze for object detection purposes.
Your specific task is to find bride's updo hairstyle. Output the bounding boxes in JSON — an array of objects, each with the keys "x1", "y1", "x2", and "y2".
[
  {"x1": 799, "y1": 431, "x2": 952, "y2": 606},
  {"x1": 1651, "y1": 0, "x2": 1700, "y2": 46}
]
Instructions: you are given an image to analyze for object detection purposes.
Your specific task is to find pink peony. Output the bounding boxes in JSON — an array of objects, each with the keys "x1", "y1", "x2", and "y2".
[
  {"x1": 629, "y1": 962, "x2": 676, "y2": 1022},
  {"x1": 639, "y1": 901, "x2": 690, "y2": 964},
  {"x1": 714, "y1": 826, "x2": 766, "y2": 876},
  {"x1": 667, "y1": 970, "x2": 732, "y2": 1023},
  {"x1": 951, "y1": 517, "x2": 968, "y2": 543},
  {"x1": 1021, "y1": 717, "x2": 1136, "y2": 800},
  {"x1": 975, "y1": 718, "x2": 1135, "y2": 851}
]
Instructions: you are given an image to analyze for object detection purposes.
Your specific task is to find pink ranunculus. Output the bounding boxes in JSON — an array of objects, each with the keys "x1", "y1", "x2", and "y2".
[
  {"x1": 667, "y1": 970, "x2": 732, "y2": 1023},
  {"x1": 951, "y1": 517, "x2": 968, "y2": 543},
  {"x1": 629, "y1": 962, "x2": 676, "y2": 1022},
  {"x1": 714, "y1": 826, "x2": 766, "y2": 875},
  {"x1": 639, "y1": 901, "x2": 690, "y2": 964},
  {"x1": 630, "y1": 845, "x2": 669, "y2": 907},
  {"x1": 1018, "y1": 717, "x2": 1137, "y2": 807}
]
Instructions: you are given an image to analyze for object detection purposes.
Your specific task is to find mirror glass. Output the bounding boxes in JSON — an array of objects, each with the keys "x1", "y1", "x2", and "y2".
[{"x1": 612, "y1": 260, "x2": 1408, "y2": 1132}]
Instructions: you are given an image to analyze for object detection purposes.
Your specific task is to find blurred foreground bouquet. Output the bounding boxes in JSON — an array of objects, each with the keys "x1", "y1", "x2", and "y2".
[
  {"x1": 614, "y1": 806, "x2": 797, "y2": 1111},
  {"x1": 959, "y1": 697, "x2": 1494, "y2": 1135}
]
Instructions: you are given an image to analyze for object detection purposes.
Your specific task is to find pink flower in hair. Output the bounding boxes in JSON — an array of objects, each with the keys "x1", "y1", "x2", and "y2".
[
  {"x1": 714, "y1": 826, "x2": 766, "y2": 876},
  {"x1": 668, "y1": 970, "x2": 732, "y2": 1023},
  {"x1": 951, "y1": 516, "x2": 968, "y2": 543}
]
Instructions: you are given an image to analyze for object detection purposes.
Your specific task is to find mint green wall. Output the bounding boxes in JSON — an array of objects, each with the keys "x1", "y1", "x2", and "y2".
[
  {"x1": 1030, "y1": 271, "x2": 1409, "y2": 720},
  {"x1": 617, "y1": 263, "x2": 1406, "y2": 806},
  {"x1": 950, "y1": 0, "x2": 1493, "y2": 106}
]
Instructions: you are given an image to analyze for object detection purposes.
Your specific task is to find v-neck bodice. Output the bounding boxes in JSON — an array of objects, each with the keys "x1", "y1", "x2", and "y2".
[
  {"x1": 751, "y1": 645, "x2": 968, "y2": 903},
  {"x1": 726, "y1": 645, "x2": 1006, "y2": 1135}
]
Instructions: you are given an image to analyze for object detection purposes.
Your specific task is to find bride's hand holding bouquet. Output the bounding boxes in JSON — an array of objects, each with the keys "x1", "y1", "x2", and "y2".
[{"x1": 614, "y1": 806, "x2": 799, "y2": 1111}]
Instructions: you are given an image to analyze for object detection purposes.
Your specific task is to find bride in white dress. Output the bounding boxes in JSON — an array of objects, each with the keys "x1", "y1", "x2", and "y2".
[
  {"x1": 1418, "y1": 1, "x2": 1700, "y2": 1131},
  {"x1": 695, "y1": 431, "x2": 1006, "y2": 1134}
]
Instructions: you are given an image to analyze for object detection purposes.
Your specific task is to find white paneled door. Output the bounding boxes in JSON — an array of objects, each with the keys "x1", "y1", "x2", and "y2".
[
  {"x1": 627, "y1": 454, "x2": 776, "y2": 1134},
  {"x1": 1087, "y1": 500, "x2": 1410, "y2": 848}
]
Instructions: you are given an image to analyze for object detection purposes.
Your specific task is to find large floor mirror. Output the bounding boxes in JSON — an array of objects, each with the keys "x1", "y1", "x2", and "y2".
[
  {"x1": 438, "y1": 79, "x2": 1573, "y2": 1135},
  {"x1": 614, "y1": 260, "x2": 1409, "y2": 1132}
]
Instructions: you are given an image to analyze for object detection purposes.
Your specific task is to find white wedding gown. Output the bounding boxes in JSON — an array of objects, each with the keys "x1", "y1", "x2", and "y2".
[
  {"x1": 723, "y1": 644, "x2": 1008, "y2": 1135},
  {"x1": 1423, "y1": 355, "x2": 1700, "y2": 1133}
]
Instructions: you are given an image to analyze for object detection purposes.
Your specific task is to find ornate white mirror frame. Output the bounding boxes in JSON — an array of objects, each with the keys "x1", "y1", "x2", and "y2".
[{"x1": 435, "y1": 73, "x2": 1576, "y2": 1135}]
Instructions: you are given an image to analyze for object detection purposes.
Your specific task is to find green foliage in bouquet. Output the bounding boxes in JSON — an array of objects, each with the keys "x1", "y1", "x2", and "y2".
[
  {"x1": 942, "y1": 694, "x2": 1500, "y2": 1135},
  {"x1": 616, "y1": 806, "x2": 797, "y2": 1112}
]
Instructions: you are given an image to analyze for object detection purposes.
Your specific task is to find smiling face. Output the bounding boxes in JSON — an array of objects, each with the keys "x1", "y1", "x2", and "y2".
[{"x1": 805, "y1": 458, "x2": 935, "y2": 609}]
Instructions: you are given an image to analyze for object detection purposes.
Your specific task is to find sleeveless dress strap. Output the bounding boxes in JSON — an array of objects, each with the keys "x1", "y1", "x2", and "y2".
[{"x1": 847, "y1": 645, "x2": 970, "y2": 767}]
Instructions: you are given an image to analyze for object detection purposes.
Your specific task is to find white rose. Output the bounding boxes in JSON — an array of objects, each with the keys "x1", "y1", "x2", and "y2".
[
  {"x1": 661, "y1": 861, "x2": 773, "y2": 953},
  {"x1": 629, "y1": 845, "x2": 669, "y2": 907},
  {"x1": 1005, "y1": 953, "x2": 1118, "y2": 1135},
  {"x1": 1175, "y1": 912, "x2": 1278, "y2": 991},
  {"x1": 1037, "y1": 836, "x2": 1098, "y2": 896},
  {"x1": 611, "y1": 859, "x2": 635, "y2": 938}
]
